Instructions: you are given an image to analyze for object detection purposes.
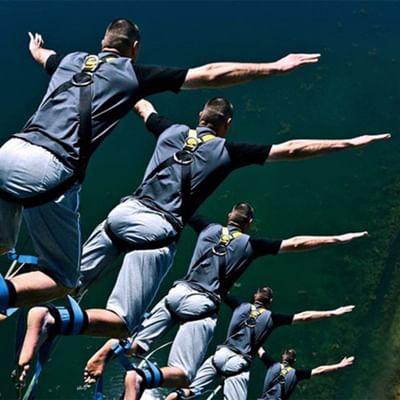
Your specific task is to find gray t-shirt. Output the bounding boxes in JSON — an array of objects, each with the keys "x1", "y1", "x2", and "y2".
[
  {"x1": 13, "y1": 52, "x2": 187, "y2": 170},
  {"x1": 134, "y1": 114, "x2": 272, "y2": 229},
  {"x1": 177, "y1": 217, "x2": 281, "y2": 297},
  {"x1": 223, "y1": 302, "x2": 293, "y2": 361}
]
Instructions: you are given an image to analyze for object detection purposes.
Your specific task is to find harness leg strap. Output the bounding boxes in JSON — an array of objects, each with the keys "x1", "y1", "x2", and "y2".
[
  {"x1": 0, "y1": 274, "x2": 17, "y2": 316},
  {"x1": 135, "y1": 362, "x2": 164, "y2": 390},
  {"x1": 45, "y1": 295, "x2": 88, "y2": 336}
]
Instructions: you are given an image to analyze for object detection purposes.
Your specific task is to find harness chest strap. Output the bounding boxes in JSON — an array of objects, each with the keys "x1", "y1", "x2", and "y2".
[
  {"x1": 186, "y1": 226, "x2": 242, "y2": 298},
  {"x1": 280, "y1": 363, "x2": 293, "y2": 379},
  {"x1": 247, "y1": 304, "x2": 267, "y2": 324},
  {"x1": 135, "y1": 129, "x2": 216, "y2": 223}
]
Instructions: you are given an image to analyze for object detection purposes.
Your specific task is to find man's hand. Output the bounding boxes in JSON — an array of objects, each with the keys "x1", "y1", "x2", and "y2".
[
  {"x1": 332, "y1": 305, "x2": 355, "y2": 316},
  {"x1": 349, "y1": 133, "x2": 391, "y2": 147},
  {"x1": 274, "y1": 53, "x2": 321, "y2": 74},
  {"x1": 28, "y1": 31, "x2": 55, "y2": 66},
  {"x1": 133, "y1": 99, "x2": 157, "y2": 122},
  {"x1": 337, "y1": 231, "x2": 368, "y2": 243},
  {"x1": 338, "y1": 356, "x2": 355, "y2": 369},
  {"x1": 28, "y1": 32, "x2": 44, "y2": 53}
]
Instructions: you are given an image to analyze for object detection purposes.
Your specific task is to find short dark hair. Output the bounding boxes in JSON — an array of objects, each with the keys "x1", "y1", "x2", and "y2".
[
  {"x1": 201, "y1": 97, "x2": 233, "y2": 129},
  {"x1": 229, "y1": 202, "x2": 254, "y2": 228},
  {"x1": 103, "y1": 19, "x2": 140, "y2": 54},
  {"x1": 254, "y1": 287, "x2": 273, "y2": 305},
  {"x1": 282, "y1": 348, "x2": 297, "y2": 365}
]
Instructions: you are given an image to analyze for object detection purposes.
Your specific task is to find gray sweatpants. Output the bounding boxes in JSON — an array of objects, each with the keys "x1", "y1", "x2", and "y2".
[
  {"x1": 135, "y1": 283, "x2": 217, "y2": 381},
  {"x1": 0, "y1": 138, "x2": 80, "y2": 288},
  {"x1": 189, "y1": 346, "x2": 250, "y2": 400},
  {"x1": 80, "y1": 197, "x2": 177, "y2": 333}
]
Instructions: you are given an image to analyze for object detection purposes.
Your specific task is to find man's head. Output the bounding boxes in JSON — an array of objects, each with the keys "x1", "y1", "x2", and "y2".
[
  {"x1": 253, "y1": 286, "x2": 273, "y2": 307},
  {"x1": 281, "y1": 348, "x2": 297, "y2": 366},
  {"x1": 102, "y1": 19, "x2": 141, "y2": 59},
  {"x1": 198, "y1": 97, "x2": 233, "y2": 137},
  {"x1": 228, "y1": 202, "x2": 254, "y2": 232}
]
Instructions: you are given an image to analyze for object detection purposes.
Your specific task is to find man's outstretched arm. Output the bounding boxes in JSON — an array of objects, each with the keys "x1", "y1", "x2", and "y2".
[
  {"x1": 268, "y1": 134, "x2": 391, "y2": 161},
  {"x1": 311, "y1": 356, "x2": 354, "y2": 376},
  {"x1": 182, "y1": 53, "x2": 320, "y2": 89},
  {"x1": 28, "y1": 32, "x2": 56, "y2": 67},
  {"x1": 292, "y1": 305, "x2": 354, "y2": 324},
  {"x1": 279, "y1": 231, "x2": 368, "y2": 252}
]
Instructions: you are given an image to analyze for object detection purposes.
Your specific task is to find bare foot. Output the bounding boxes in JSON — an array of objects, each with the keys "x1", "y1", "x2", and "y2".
[
  {"x1": 14, "y1": 306, "x2": 55, "y2": 386},
  {"x1": 124, "y1": 370, "x2": 143, "y2": 400},
  {"x1": 165, "y1": 389, "x2": 191, "y2": 400},
  {"x1": 83, "y1": 338, "x2": 119, "y2": 385}
]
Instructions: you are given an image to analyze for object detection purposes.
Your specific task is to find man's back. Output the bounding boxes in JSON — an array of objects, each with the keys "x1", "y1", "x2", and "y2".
[
  {"x1": 135, "y1": 123, "x2": 230, "y2": 229},
  {"x1": 224, "y1": 302, "x2": 274, "y2": 360},
  {"x1": 14, "y1": 51, "x2": 139, "y2": 169},
  {"x1": 180, "y1": 222, "x2": 252, "y2": 295},
  {"x1": 135, "y1": 115, "x2": 271, "y2": 229},
  {"x1": 261, "y1": 362, "x2": 298, "y2": 400}
]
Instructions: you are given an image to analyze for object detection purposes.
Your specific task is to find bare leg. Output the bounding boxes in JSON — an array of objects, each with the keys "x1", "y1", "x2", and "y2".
[
  {"x1": 85, "y1": 309, "x2": 130, "y2": 337},
  {"x1": 15, "y1": 307, "x2": 55, "y2": 385},
  {"x1": 84, "y1": 338, "x2": 143, "y2": 384},
  {"x1": 10, "y1": 271, "x2": 71, "y2": 307},
  {"x1": 15, "y1": 306, "x2": 128, "y2": 387},
  {"x1": 124, "y1": 371, "x2": 143, "y2": 400},
  {"x1": 161, "y1": 366, "x2": 189, "y2": 388}
]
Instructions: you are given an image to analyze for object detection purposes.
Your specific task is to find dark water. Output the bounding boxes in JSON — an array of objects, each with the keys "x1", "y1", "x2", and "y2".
[{"x1": 1, "y1": 1, "x2": 400, "y2": 399}]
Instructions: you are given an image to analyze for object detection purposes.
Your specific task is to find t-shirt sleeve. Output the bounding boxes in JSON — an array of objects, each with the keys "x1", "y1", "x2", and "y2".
[
  {"x1": 134, "y1": 64, "x2": 188, "y2": 98},
  {"x1": 187, "y1": 215, "x2": 212, "y2": 235},
  {"x1": 260, "y1": 353, "x2": 276, "y2": 368},
  {"x1": 225, "y1": 142, "x2": 272, "y2": 169},
  {"x1": 45, "y1": 53, "x2": 64, "y2": 75},
  {"x1": 250, "y1": 238, "x2": 282, "y2": 257},
  {"x1": 145, "y1": 113, "x2": 175, "y2": 138},
  {"x1": 295, "y1": 370, "x2": 312, "y2": 381},
  {"x1": 271, "y1": 313, "x2": 294, "y2": 328}
]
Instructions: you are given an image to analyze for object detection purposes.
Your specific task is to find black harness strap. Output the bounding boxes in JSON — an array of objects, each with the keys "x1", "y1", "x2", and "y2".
[
  {"x1": 135, "y1": 129, "x2": 216, "y2": 224},
  {"x1": 76, "y1": 79, "x2": 93, "y2": 180},
  {"x1": 0, "y1": 175, "x2": 78, "y2": 208},
  {"x1": 180, "y1": 162, "x2": 192, "y2": 222},
  {"x1": 104, "y1": 222, "x2": 177, "y2": 253},
  {"x1": 185, "y1": 227, "x2": 241, "y2": 296}
]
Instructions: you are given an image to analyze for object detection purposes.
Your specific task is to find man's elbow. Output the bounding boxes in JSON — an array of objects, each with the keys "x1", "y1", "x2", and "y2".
[{"x1": 184, "y1": 65, "x2": 223, "y2": 88}]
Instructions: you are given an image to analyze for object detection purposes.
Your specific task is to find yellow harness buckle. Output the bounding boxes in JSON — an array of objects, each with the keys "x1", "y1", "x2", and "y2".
[
  {"x1": 82, "y1": 55, "x2": 102, "y2": 73},
  {"x1": 174, "y1": 129, "x2": 216, "y2": 165},
  {"x1": 245, "y1": 304, "x2": 267, "y2": 327},
  {"x1": 212, "y1": 227, "x2": 242, "y2": 256}
]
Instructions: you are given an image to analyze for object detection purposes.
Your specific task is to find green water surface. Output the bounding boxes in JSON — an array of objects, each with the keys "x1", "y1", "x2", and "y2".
[{"x1": 0, "y1": 1, "x2": 399, "y2": 399}]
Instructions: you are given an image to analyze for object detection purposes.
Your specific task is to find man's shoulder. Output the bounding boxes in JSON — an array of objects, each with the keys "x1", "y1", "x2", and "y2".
[
  {"x1": 158, "y1": 122, "x2": 190, "y2": 139},
  {"x1": 57, "y1": 51, "x2": 88, "y2": 66}
]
